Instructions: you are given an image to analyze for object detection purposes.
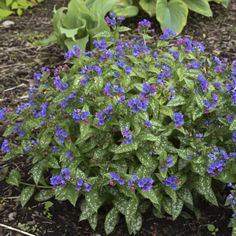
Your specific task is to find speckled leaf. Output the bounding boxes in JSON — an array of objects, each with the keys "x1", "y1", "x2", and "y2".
[
  {"x1": 88, "y1": 213, "x2": 97, "y2": 230},
  {"x1": 34, "y1": 189, "x2": 54, "y2": 202},
  {"x1": 194, "y1": 175, "x2": 218, "y2": 206},
  {"x1": 20, "y1": 186, "x2": 35, "y2": 207},
  {"x1": 6, "y1": 169, "x2": 21, "y2": 187},
  {"x1": 177, "y1": 188, "x2": 193, "y2": 207},
  {"x1": 127, "y1": 212, "x2": 142, "y2": 235},
  {"x1": 104, "y1": 208, "x2": 120, "y2": 235},
  {"x1": 172, "y1": 197, "x2": 184, "y2": 220},
  {"x1": 125, "y1": 197, "x2": 138, "y2": 224}
]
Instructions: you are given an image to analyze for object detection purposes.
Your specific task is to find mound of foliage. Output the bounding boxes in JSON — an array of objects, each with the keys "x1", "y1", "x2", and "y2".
[
  {"x1": 113, "y1": 0, "x2": 231, "y2": 33},
  {"x1": 1, "y1": 18, "x2": 236, "y2": 235},
  {"x1": 0, "y1": 0, "x2": 43, "y2": 20}
]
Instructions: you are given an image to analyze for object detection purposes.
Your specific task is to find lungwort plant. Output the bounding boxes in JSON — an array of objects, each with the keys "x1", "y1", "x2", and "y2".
[
  {"x1": 113, "y1": 0, "x2": 231, "y2": 33},
  {"x1": 1, "y1": 18, "x2": 236, "y2": 235},
  {"x1": 44, "y1": 0, "x2": 117, "y2": 50}
]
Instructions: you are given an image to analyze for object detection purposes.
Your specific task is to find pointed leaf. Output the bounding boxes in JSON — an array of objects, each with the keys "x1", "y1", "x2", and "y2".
[
  {"x1": 104, "y1": 208, "x2": 120, "y2": 235},
  {"x1": 6, "y1": 169, "x2": 21, "y2": 187},
  {"x1": 21, "y1": 186, "x2": 35, "y2": 207},
  {"x1": 183, "y1": 0, "x2": 212, "y2": 16}
]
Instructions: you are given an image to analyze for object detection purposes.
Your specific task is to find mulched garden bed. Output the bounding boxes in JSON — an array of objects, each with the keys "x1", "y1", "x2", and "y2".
[{"x1": 0, "y1": 0, "x2": 235, "y2": 235}]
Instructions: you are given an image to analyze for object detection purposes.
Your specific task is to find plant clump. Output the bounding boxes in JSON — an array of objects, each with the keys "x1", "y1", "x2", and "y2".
[{"x1": 1, "y1": 17, "x2": 236, "y2": 235}]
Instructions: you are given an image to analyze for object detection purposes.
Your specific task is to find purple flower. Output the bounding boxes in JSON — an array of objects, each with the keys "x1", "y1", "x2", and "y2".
[
  {"x1": 1, "y1": 139, "x2": 10, "y2": 153},
  {"x1": 173, "y1": 112, "x2": 184, "y2": 127},
  {"x1": 33, "y1": 72, "x2": 42, "y2": 81},
  {"x1": 207, "y1": 161, "x2": 225, "y2": 176},
  {"x1": 232, "y1": 132, "x2": 236, "y2": 142},
  {"x1": 145, "y1": 120, "x2": 152, "y2": 127},
  {"x1": 167, "y1": 155, "x2": 173, "y2": 167},
  {"x1": 55, "y1": 126, "x2": 68, "y2": 143},
  {"x1": 50, "y1": 175, "x2": 65, "y2": 189},
  {"x1": 66, "y1": 151, "x2": 74, "y2": 161},
  {"x1": 0, "y1": 108, "x2": 7, "y2": 120},
  {"x1": 196, "y1": 133, "x2": 204, "y2": 139},
  {"x1": 104, "y1": 82, "x2": 112, "y2": 96},
  {"x1": 16, "y1": 103, "x2": 30, "y2": 114},
  {"x1": 84, "y1": 182, "x2": 92, "y2": 192},
  {"x1": 138, "y1": 19, "x2": 151, "y2": 29},
  {"x1": 159, "y1": 28, "x2": 176, "y2": 40},
  {"x1": 122, "y1": 127, "x2": 133, "y2": 144},
  {"x1": 96, "y1": 106, "x2": 113, "y2": 126},
  {"x1": 61, "y1": 168, "x2": 71, "y2": 180},
  {"x1": 198, "y1": 74, "x2": 208, "y2": 93},
  {"x1": 162, "y1": 176, "x2": 177, "y2": 190},
  {"x1": 125, "y1": 66, "x2": 132, "y2": 75}
]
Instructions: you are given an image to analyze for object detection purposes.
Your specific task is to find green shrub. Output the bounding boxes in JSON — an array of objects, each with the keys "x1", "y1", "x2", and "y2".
[
  {"x1": 1, "y1": 19, "x2": 236, "y2": 234},
  {"x1": 113, "y1": 0, "x2": 231, "y2": 33},
  {"x1": 44, "y1": 0, "x2": 117, "y2": 50},
  {"x1": 0, "y1": 0, "x2": 43, "y2": 20}
]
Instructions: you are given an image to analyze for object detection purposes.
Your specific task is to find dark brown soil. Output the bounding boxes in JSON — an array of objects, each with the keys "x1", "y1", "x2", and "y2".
[{"x1": 0, "y1": 0, "x2": 235, "y2": 235}]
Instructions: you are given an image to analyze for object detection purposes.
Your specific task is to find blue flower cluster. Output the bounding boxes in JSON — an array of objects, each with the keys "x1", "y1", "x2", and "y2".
[
  {"x1": 55, "y1": 126, "x2": 68, "y2": 143},
  {"x1": 173, "y1": 112, "x2": 184, "y2": 127},
  {"x1": 50, "y1": 168, "x2": 71, "y2": 189},
  {"x1": 227, "y1": 183, "x2": 236, "y2": 218},
  {"x1": 54, "y1": 76, "x2": 68, "y2": 92},
  {"x1": 16, "y1": 102, "x2": 30, "y2": 114},
  {"x1": 95, "y1": 106, "x2": 113, "y2": 126},
  {"x1": 162, "y1": 176, "x2": 177, "y2": 190},
  {"x1": 1, "y1": 139, "x2": 10, "y2": 154},
  {"x1": 105, "y1": 12, "x2": 125, "y2": 26},
  {"x1": 198, "y1": 74, "x2": 209, "y2": 93},
  {"x1": 64, "y1": 45, "x2": 81, "y2": 60},
  {"x1": 121, "y1": 127, "x2": 133, "y2": 144},
  {"x1": 72, "y1": 109, "x2": 90, "y2": 123},
  {"x1": 75, "y1": 179, "x2": 92, "y2": 192},
  {"x1": 109, "y1": 172, "x2": 154, "y2": 192},
  {"x1": 140, "y1": 82, "x2": 156, "y2": 96},
  {"x1": 128, "y1": 96, "x2": 148, "y2": 113},
  {"x1": 32, "y1": 102, "x2": 48, "y2": 118},
  {"x1": 104, "y1": 82, "x2": 124, "y2": 96},
  {"x1": 207, "y1": 147, "x2": 231, "y2": 176}
]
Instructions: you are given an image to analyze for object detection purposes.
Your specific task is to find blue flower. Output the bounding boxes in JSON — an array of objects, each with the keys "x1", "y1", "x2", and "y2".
[
  {"x1": 1, "y1": 139, "x2": 10, "y2": 153},
  {"x1": 66, "y1": 151, "x2": 74, "y2": 161},
  {"x1": 0, "y1": 108, "x2": 7, "y2": 120},
  {"x1": 61, "y1": 168, "x2": 71, "y2": 180},
  {"x1": 145, "y1": 120, "x2": 152, "y2": 127},
  {"x1": 167, "y1": 155, "x2": 173, "y2": 167},
  {"x1": 162, "y1": 176, "x2": 177, "y2": 190},
  {"x1": 173, "y1": 112, "x2": 184, "y2": 127},
  {"x1": 138, "y1": 19, "x2": 151, "y2": 29},
  {"x1": 159, "y1": 28, "x2": 176, "y2": 40},
  {"x1": 198, "y1": 74, "x2": 209, "y2": 93}
]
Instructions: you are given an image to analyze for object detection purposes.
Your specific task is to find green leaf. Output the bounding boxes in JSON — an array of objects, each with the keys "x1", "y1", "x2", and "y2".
[
  {"x1": 139, "y1": 0, "x2": 156, "y2": 16},
  {"x1": 156, "y1": 0, "x2": 188, "y2": 34},
  {"x1": 40, "y1": 129, "x2": 52, "y2": 149},
  {"x1": 3, "y1": 126, "x2": 14, "y2": 137},
  {"x1": 66, "y1": 184, "x2": 79, "y2": 206},
  {"x1": 191, "y1": 156, "x2": 206, "y2": 176},
  {"x1": 30, "y1": 162, "x2": 44, "y2": 185},
  {"x1": 177, "y1": 187, "x2": 193, "y2": 207},
  {"x1": 34, "y1": 189, "x2": 54, "y2": 201},
  {"x1": 125, "y1": 197, "x2": 138, "y2": 224},
  {"x1": 93, "y1": 30, "x2": 111, "y2": 38},
  {"x1": 167, "y1": 96, "x2": 186, "y2": 106},
  {"x1": 88, "y1": 213, "x2": 97, "y2": 230},
  {"x1": 117, "y1": 26, "x2": 131, "y2": 32},
  {"x1": 140, "y1": 189, "x2": 160, "y2": 205},
  {"x1": 136, "y1": 149, "x2": 157, "y2": 170},
  {"x1": 110, "y1": 143, "x2": 138, "y2": 154},
  {"x1": 183, "y1": 0, "x2": 212, "y2": 17},
  {"x1": 171, "y1": 197, "x2": 184, "y2": 220},
  {"x1": 0, "y1": 9, "x2": 13, "y2": 20},
  {"x1": 20, "y1": 186, "x2": 35, "y2": 207},
  {"x1": 6, "y1": 169, "x2": 21, "y2": 187},
  {"x1": 104, "y1": 208, "x2": 120, "y2": 235},
  {"x1": 230, "y1": 119, "x2": 236, "y2": 131},
  {"x1": 194, "y1": 175, "x2": 218, "y2": 206},
  {"x1": 113, "y1": 195, "x2": 129, "y2": 215},
  {"x1": 127, "y1": 211, "x2": 142, "y2": 235}
]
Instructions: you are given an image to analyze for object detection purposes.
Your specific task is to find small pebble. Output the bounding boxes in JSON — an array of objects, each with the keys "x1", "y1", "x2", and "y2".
[{"x1": 2, "y1": 20, "x2": 15, "y2": 28}]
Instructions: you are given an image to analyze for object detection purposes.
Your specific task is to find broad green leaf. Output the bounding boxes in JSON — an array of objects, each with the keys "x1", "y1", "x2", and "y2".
[
  {"x1": 104, "y1": 208, "x2": 120, "y2": 235},
  {"x1": 3, "y1": 126, "x2": 14, "y2": 137},
  {"x1": 172, "y1": 197, "x2": 184, "y2": 220},
  {"x1": 88, "y1": 213, "x2": 97, "y2": 230},
  {"x1": 30, "y1": 162, "x2": 44, "y2": 185},
  {"x1": 167, "y1": 96, "x2": 186, "y2": 106},
  {"x1": 127, "y1": 212, "x2": 142, "y2": 235},
  {"x1": 183, "y1": 0, "x2": 212, "y2": 16},
  {"x1": 20, "y1": 186, "x2": 35, "y2": 207},
  {"x1": 194, "y1": 175, "x2": 218, "y2": 206},
  {"x1": 177, "y1": 187, "x2": 193, "y2": 206},
  {"x1": 125, "y1": 197, "x2": 138, "y2": 224},
  {"x1": 110, "y1": 143, "x2": 138, "y2": 154},
  {"x1": 66, "y1": 184, "x2": 79, "y2": 206},
  {"x1": 136, "y1": 149, "x2": 157, "y2": 169},
  {"x1": 140, "y1": 189, "x2": 160, "y2": 205},
  {"x1": 0, "y1": 9, "x2": 13, "y2": 20},
  {"x1": 6, "y1": 169, "x2": 21, "y2": 187},
  {"x1": 59, "y1": 27, "x2": 79, "y2": 41},
  {"x1": 191, "y1": 156, "x2": 206, "y2": 176},
  {"x1": 139, "y1": 0, "x2": 156, "y2": 16},
  {"x1": 156, "y1": 0, "x2": 188, "y2": 34},
  {"x1": 34, "y1": 189, "x2": 54, "y2": 201}
]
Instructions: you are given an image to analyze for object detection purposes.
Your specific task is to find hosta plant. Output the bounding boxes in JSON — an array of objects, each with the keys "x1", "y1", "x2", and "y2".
[
  {"x1": 113, "y1": 0, "x2": 231, "y2": 33},
  {"x1": 1, "y1": 19, "x2": 236, "y2": 235},
  {"x1": 0, "y1": 0, "x2": 43, "y2": 20},
  {"x1": 44, "y1": 0, "x2": 117, "y2": 50}
]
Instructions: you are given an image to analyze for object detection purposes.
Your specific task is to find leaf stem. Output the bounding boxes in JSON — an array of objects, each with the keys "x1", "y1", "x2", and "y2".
[{"x1": 20, "y1": 182, "x2": 52, "y2": 189}]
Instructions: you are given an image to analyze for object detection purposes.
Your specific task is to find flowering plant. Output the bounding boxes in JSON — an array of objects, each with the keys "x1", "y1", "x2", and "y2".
[{"x1": 1, "y1": 18, "x2": 236, "y2": 234}]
